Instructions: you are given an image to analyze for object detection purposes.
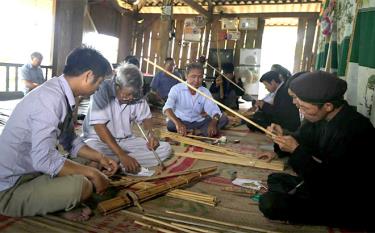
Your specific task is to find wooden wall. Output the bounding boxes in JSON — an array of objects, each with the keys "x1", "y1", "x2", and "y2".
[
  {"x1": 133, "y1": 14, "x2": 265, "y2": 75},
  {"x1": 85, "y1": 4, "x2": 319, "y2": 75}
]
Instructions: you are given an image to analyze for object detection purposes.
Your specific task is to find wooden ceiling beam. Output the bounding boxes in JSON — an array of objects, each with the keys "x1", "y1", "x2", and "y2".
[{"x1": 179, "y1": 0, "x2": 210, "y2": 17}]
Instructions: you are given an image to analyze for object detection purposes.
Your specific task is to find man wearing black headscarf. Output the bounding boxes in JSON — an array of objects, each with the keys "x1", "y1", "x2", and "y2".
[{"x1": 258, "y1": 71, "x2": 375, "y2": 229}]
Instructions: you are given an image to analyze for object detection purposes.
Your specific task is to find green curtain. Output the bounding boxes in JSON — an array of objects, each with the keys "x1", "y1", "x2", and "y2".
[{"x1": 346, "y1": 3, "x2": 375, "y2": 125}]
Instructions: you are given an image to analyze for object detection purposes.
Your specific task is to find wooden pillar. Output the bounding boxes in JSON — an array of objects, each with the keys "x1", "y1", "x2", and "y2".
[
  {"x1": 118, "y1": 14, "x2": 134, "y2": 62},
  {"x1": 301, "y1": 17, "x2": 317, "y2": 71},
  {"x1": 159, "y1": 17, "x2": 171, "y2": 64},
  {"x1": 53, "y1": 0, "x2": 86, "y2": 76},
  {"x1": 293, "y1": 18, "x2": 307, "y2": 73},
  {"x1": 202, "y1": 6, "x2": 213, "y2": 57},
  {"x1": 254, "y1": 18, "x2": 265, "y2": 49}
]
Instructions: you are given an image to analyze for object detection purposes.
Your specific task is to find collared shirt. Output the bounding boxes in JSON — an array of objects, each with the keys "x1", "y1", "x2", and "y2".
[
  {"x1": 262, "y1": 81, "x2": 284, "y2": 104},
  {"x1": 82, "y1": 78, "x2": 152, "y2": 140},
  {"x1": 20, "y1": 63, "x2": 45, "y2": 94},
  {"x1": 150, "y1": 71, "x2": 180, "y2": 99},
  {"x1": 163, "y1": 83, "x2": 222, "y2": 123},
  {"x1": 0, "y1": 75, "x2": 85, "y2": 192}
]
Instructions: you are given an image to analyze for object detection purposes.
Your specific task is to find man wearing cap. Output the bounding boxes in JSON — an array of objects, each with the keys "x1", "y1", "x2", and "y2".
[
  {"x1": 258, "y1": 71, "x2": 374, "y2": 229},
  {"x1": 209, "y1": 63, "x2": 244, "y2": 110}
]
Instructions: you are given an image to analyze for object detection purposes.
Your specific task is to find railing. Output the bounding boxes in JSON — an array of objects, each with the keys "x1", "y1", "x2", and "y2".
[{"x1": 0, "y1": 62, "x2": 53, "y2": 93}]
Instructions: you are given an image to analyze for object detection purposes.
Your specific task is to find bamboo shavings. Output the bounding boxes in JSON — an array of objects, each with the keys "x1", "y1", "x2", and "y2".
[{"x1": 166, "y1": 189, "x2": 218, "y2": 207}]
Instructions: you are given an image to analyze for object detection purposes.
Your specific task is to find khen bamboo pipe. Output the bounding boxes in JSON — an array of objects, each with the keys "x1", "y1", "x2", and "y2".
[{"x1": 144, "y1": 59, "x2": 276, "y2": 137}]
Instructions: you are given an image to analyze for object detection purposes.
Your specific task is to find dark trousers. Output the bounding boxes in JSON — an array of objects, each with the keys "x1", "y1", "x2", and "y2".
[
  {"x1": 246, "y1": 111, "x2": 271, "y2": 133},
  {"x1": 259, "y1": 173, "x2": 372, "y2": 229},
  {"x1": 167, "y1": 115, "x2": 228, "y2": 137}
]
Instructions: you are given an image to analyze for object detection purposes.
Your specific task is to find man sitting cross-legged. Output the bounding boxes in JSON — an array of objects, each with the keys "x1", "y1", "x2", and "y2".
[
  {"x1": 163, "y1": 62, "x2": 228, "y2": 137},
  {"x1": 82, "y1": 63, "x2": 172, "y2": 174}
]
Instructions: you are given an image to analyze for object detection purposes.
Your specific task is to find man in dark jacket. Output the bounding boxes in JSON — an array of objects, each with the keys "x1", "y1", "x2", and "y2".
[
  {"x1": 247, "y1": 71, "x2": 300, "y2": 132},
  {"x1": 210, "y1": 63, "x2": 244, "y2": 110},
  {"x1": 259, "y1": 71, "x2": 374, "y2": 229}
]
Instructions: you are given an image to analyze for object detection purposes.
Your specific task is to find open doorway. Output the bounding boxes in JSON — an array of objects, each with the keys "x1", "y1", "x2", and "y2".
[{"x1": 258, "y1": 18, "x2": 298, "y2": 99}]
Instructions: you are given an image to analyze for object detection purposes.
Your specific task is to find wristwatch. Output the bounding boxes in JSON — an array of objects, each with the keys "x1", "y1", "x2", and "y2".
[{"x1": 213, "y1": 114, "x2": 220, "y2": 121}]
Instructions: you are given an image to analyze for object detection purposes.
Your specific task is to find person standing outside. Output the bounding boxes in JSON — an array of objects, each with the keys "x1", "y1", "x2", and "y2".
[{"x1": 20, "y1": 52, "x2": 46, "y2": 94}]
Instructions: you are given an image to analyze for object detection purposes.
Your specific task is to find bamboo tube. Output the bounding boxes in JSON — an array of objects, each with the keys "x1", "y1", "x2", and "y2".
[
  {"x1": 142, "y1": 216, "x2": 197, "y2": 233},
  {"x1": 99, "y1": 168, "x2": 217, "y2": 215},
  {"x1": 174, "y1": 150, "x2": 284, "y2": 171},
  {"x1": 145, "y1": 213, "x2": 245, "y2": 233},
  {"x1": 160, "y1": 131, "x2": 250, "y2": 159},
  {"x1": 144, "y1": 59, "x2": 276, "y2": 137},
  {"x1": 206, "y1": 62, "x2": 245, "y2": 92},
  {"x1": 166, "y1": 210, "x2": 280, "y2": 233},
  {"x1": 135, "y1": 220, "x2": 177, "y2": 233},
  {"x1": 171, "y1": 223, "x2": 219, "y2": 233},
  {"x1": 111, "y1": 166, "x2": 218, "y2": 187}
]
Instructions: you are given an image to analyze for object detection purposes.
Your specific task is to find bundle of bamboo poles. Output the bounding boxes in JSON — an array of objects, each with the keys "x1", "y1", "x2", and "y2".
[
  {"x1": 166, "y1": 189, "x2": 218, "y2": 207},
  {"x1": 158, "y1": 130, "x2": 249, "y2": 159},
  {"x1": 174, "y1": 147, "x2": 284, "y2": 171},
  {"x1": 98, "y1": 167, "x2": 217, "y2": 215}
]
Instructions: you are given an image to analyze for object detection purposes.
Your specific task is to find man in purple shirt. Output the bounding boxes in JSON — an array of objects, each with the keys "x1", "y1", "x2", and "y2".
[
  {"x1": 0, "y1": 47, "x2": 118, "y2": 221},
  {"x1": 147, "y1": 57, "x2": 180, "y2": 107}
]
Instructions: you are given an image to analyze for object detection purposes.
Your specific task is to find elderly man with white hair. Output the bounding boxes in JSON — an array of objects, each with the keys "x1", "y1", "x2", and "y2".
[{"x1": 82, "y1": 63, "x2": 171, "y2": 174}]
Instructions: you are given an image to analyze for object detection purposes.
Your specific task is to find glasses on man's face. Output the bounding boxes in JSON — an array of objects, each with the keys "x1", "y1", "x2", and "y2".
[{"x1": 116, "y1": 86, "x2": 143, "y2": 104}]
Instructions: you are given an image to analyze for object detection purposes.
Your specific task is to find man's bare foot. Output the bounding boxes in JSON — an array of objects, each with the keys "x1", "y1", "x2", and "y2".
[{"x1": 60, "y1": 207, "x2": 92, "y2": 222}]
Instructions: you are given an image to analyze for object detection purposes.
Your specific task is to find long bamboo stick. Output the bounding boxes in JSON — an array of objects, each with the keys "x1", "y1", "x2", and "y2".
[
  {"x1": 174, "y1": 150, "x2": 284, "y2": 171},
  {"x1": 144, "y1": 213, "x2": 245, "y2": 233},
  {"x1": 136, "y1": 122, "x2": 165, "y2": 169},
  {"x1": 144, "y1": 59, "x2": 276, "y2": 137},
  {"x1": 141, "y1": 216, "x2": 197, "y2": 233},
  {"x1": 166, "y1": 210, "x2": 280, "y2": 233},
  {"x1": 206, "y1": 62, "x2": 245, "y2": 92},
  {"x1": 135, "y1": 220, "x2": 177, "y2": 233},
  {"x1": 171, "y1": 223, "x2": 219, "y2": 233}
]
